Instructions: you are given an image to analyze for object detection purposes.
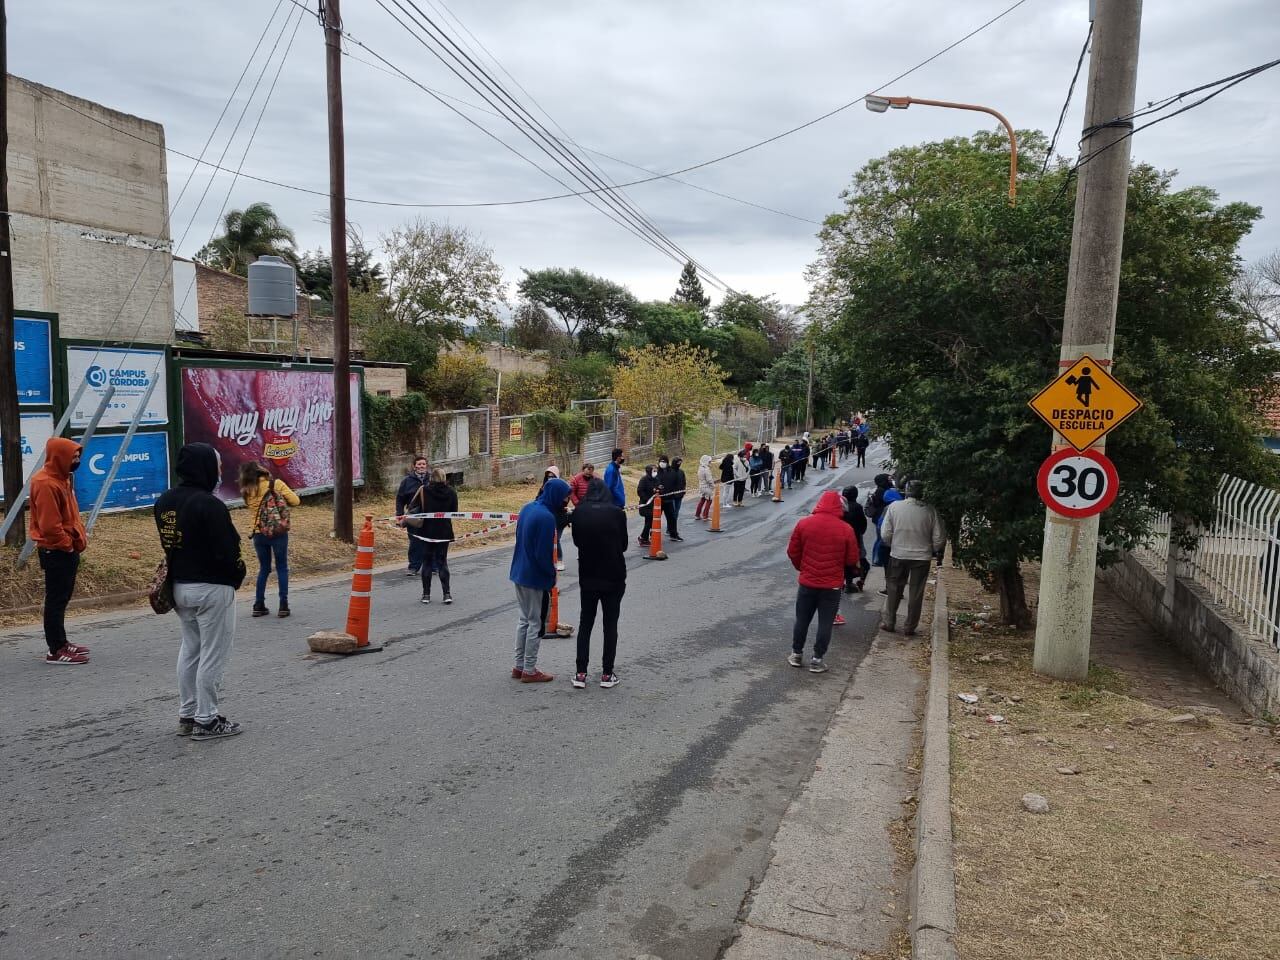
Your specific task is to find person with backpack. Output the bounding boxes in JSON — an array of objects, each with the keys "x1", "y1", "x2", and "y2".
[
  {"x1": 841, "y1": 484, "x2": 870, "y2": 593},
  {"x1": 395, "y1": 456, "x2": 431, "y2": 575},
  {"x1": 239, "y1": 461, "x2": 300, "y2": 619},
  {"x1": 155, "y1": 443, "x2": 247, "y2": 740},
  {"x1": 418, "y1": 468, "x2": 458, "y2": 605}
]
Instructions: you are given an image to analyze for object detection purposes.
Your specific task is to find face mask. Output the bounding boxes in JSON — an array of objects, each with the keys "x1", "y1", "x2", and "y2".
[
  {"x1": 69, "y1": 460, "x2": 81, "y2": 472},
  {"x1": 659, "y1": 462, "x2": 668, "y2": 469},
  {"x1": 649, "y1": 469, "x2": 656, "y2": 477}
]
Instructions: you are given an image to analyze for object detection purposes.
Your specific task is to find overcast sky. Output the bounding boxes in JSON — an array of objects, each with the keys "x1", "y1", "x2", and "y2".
[{"x1": 12, "y1": 0, "x2": 1280, "y2": 307}]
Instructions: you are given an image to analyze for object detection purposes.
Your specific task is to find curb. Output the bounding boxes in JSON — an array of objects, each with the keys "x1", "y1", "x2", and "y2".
[{"x1": 911, "y1": 578, "x2": 958, "y2": 960}]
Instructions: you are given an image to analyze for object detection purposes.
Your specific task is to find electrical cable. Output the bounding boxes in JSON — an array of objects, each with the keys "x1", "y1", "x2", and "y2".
[
  {"x1": 380, "y1": 0, "x2": 732, "y2": 292},
  {"x1": 1041, "y1": 22, "x2": 1091, "y2": 175}
]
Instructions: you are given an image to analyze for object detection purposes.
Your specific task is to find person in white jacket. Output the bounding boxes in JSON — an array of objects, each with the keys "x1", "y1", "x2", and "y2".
[
  {"x1": 694, "y1": 455, "x2": 716, "y2": 521},
  {"x1": 731, "y1": 447, "x2": 751, "y2": 507}
]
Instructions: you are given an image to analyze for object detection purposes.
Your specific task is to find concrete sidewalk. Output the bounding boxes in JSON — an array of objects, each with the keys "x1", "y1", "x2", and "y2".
[{"x1": 723, "y1": 574, "x2": 925, "y2": 959}]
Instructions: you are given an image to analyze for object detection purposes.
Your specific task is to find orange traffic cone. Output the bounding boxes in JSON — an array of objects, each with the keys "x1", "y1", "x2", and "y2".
[
  {"x1": 772, "y1": 463, "x2": 783, "y2": 503},
  {"x1": 345, "y1": 515, "x2": 377, "y2": 648},
  {"x1": 709, "y1": 482, "x2": 723, "y2": 533},
  {"x1": 829, "y1": 445, "x2": 837, "y2": 469},
  {"x1": 547, "y1": 540, "x2": 573, "y2": 636},
  {"x1": 648, "y1": 493, "x2": 667, "y2": 559}
]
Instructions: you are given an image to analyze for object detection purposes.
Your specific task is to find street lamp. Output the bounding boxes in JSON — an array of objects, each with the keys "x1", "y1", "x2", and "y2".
[{"x1": 864, "y1": 95, "x2": 1018, "y2": 203}]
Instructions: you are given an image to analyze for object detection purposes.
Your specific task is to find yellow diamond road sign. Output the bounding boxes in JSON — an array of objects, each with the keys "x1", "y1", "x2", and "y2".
[{"x1": 1028, "y1": 355, "x2": 1143, "y2": 452}]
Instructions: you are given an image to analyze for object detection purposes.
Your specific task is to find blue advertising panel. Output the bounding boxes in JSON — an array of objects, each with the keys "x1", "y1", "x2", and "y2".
[
  {"x1": 15, "y1": 315, "x2": 53, "y2": 406},
  {"x1": 73, "y1": 431, "x2": 170, "y2": 513},
  {"x1": 0, "y1": 412, "x2": 56, "y2": 501}
]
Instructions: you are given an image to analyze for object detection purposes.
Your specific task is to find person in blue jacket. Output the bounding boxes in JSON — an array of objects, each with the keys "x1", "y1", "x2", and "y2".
[
  {"x1": 510, "y1": 476, "x2": 571, "y2": 683},
  {"x1": 602, "y1": 447, "x2": 626, "y2": 508}
]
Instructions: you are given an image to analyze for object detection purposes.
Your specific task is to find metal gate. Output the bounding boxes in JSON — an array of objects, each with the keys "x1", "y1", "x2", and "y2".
[
  {"x1": 573, "y1": 399, "x2": 618, "y2": 466},
  {"x1": 583, "y1": 429, "x2": 616, "y2": 465}
]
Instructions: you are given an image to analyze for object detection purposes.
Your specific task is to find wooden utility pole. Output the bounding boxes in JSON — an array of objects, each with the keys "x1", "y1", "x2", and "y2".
[
  {"x1": 0, "y1": 1, "x2": 25, "y2": 547},
  {"x1": 323, "y1": 0, "x2": 353, "y2": 542},
  {"x1": 1033, "y1": 0, "x2": 1143, "y2": 680}
]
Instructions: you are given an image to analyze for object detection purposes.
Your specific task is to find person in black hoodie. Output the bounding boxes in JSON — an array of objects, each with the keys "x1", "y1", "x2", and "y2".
[
  {"x1": 570, "y1": 478, "x2": 628, "y2": 688},
  {"x1": 659, "y1": 456, "x2": 686, "y2": 542},
  {"x1": 842, "y1": 484, "x2": 870, "y2": 593},
  {"x1": 418, "y1": 468, "x2": 458, "y2": 605},
  {"x1": 154, "y1": 443, "x2": 247, "y2": 741},
  {"x1": 636, "y1": 464, "x2": 660, "y2": 546}
]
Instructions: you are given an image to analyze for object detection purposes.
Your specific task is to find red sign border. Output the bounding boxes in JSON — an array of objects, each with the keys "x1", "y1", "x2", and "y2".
[{"x1": 1037, "y1": 447, "x2": 1119, "y2": 519}]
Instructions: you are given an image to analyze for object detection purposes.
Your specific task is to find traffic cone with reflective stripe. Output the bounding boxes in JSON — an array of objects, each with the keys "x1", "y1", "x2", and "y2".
[
  {"x1": 772, "y1": 463, "x2": 783, "y2": 503},
  {"x1": 548, "y1": 540, "x2": 561, "y2": 632},
  {"x1": 829, "y1": 445, "x2": 837, "y2": 469},
  {"x1": 709, "y1": 482, "x2": 722, "y2": 533},
  {"x1": 648, "y1": 492, "x2": 667, "y2": 559},
  {"x1": 345, "y1": 515, "x2": 375, "y2": 647}
]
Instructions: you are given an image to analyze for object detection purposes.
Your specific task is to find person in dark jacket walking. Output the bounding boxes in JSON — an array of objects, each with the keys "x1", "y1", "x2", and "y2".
[
  {"x1": 660, "y1": 456, "x2": 686, "y2": 541},
  {"x1": 395, "y1": 456, "x2": 430, "y2": 575},
  {"x1": 570, "y1": 478, "x2": 628, "y2": 688},
  {"x1": 854, "y1": 433, "x2": 870, "y2": 468},
  {"x1": 636, "y1": 464, "x2": 660, "y2": 545},
  {"x1": 785, "y1": 490, "x2": 860, "y2": 673},
  {"x1": 842, "y1": 484, "x2": 870, "y2": 593},
  {"x1": 510, "y1": 477, "x2": 571, "y2": 683},
  {"x1": 154, "y1": 443, "x2": 247, "y2": 741},
  {"x1": 418, "y1": 468, "x2": 457, "y2": 605}
]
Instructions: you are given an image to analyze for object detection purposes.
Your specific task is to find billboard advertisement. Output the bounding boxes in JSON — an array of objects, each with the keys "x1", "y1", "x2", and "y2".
[
  {"x1": 179, "y1": 365, "x2": 363, "y2": 502},
  {"x1": 0, "y1": 412, "x2": 56, "y2": 498},
  {"x1": 73, "y1": 431, "x2": 171, "y2": 513},
  {"x1": 66, "y1": 345, "x2": 169, "y2": 429},
  {"x1": 15, "y1": 315, "x2": 53, "y2": 406}
]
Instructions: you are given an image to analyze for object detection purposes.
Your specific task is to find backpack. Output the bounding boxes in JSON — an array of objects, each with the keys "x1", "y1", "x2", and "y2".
[
  {"x1": 255, "y1": 479, "x2": 291, "y2": 538},
  {"x1": 864, "y1": 491, "x2": 884, "y2": 523}
]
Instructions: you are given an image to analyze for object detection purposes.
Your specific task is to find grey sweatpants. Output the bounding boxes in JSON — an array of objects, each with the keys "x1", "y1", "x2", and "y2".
[
  {"x1": 513, "y1": 583, "x2": 544, "y2": 674},
  {"x1": 174, "y1": 582, "x2": 237, "y2": 725}
]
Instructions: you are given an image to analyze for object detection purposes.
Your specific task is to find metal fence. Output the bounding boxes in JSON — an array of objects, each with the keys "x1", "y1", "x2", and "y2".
[
  {"x1": 1133, "y1": 511, "x2": 1171, "y2": 569},
  {"x1": 630, "y1": 416, "x2": 656, "y2": 449},
  {"x1": 422, "y1": 407, "x2": 490, "y2": 462},
  {"x1": 1180, "y1": 476, "x2": 1280, "y2": 648},
  {"x1": 497, "y1": 414, "x2": 546, "y2": 460},
  {"x1": 571, "y1": 398, "x2": 617, "y2": 434}
]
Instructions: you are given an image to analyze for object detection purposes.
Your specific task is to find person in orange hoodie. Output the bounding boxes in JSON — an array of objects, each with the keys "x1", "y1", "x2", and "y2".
[{"x1": 29, "y1": 437, "x2": 91, "y2": 664}]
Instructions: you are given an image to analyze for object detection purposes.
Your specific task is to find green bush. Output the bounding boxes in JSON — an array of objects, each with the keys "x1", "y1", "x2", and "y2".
[{"x1": 362, "y1": 391, "x2": 431, "y2": 491}]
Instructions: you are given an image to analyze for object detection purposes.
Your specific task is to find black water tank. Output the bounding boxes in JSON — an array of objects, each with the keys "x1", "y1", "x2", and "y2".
[{"x1": 247, "y1": 255, "x2": 298, "y2": 317}]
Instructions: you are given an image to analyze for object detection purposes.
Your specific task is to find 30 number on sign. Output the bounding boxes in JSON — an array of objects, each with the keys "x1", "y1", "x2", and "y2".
[{"x1": 1036, "y1": 448, "x2": 1119, "y2": 519}]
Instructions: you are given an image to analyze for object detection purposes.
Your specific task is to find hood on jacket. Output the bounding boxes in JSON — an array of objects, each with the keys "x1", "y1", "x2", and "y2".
[
  {"x1": 699, "y1": 455, "x2": 712, "y2": 468},
  {"x1": 43, "y1": 437, "x2": 82, "y2": 479},
  {"x1": 671, "y1": 457, "x2": 682, "y2": 469},
  {"x1": 842, "y1": 485, "x2": 860, "y2": 504},
  {"x1": 176, "y1": 442, "x2": 221, "y2": 492},
  {"x1": 813, "y1": 489, "x2": 846, "y2": 517},
  {"x1": 536, "y1": 476, "x2": 571, "y2": 508},
  {"x1": 580, "y1": 476, "x2": 613, "y2": 505},
  {"x1": 873, "y1": 473, "x2": 891, "y2": 489}
]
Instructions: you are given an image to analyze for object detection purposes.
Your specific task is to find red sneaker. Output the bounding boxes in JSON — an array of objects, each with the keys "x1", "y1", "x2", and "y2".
[
  {"x1": 833, "y1": 614, "x2": 847, "y2": 626},
  {"x1": 520, "y1": 669, "x2": 555, "y2": 683},
  {"x1": 511, "y1": 668, "x2": 524, "y2": 679},
  {"x1": 65, "y1": 642, "x2": 91, "y2": 655},
  {"x1": 45, "y1": 646, "x2": 89, "y2": 665}
]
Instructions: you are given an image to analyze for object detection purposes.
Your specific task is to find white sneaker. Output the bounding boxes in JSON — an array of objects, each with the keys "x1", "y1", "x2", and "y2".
[
  {"x1": 555, "y1": 561, "x2": 566, "y2": 571},
  {"x1": 787, "y1": 652, "x2": 804, "y2": 668}
]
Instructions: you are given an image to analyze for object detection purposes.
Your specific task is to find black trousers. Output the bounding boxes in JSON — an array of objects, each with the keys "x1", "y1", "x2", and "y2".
[
  {"x1": 577, "y1": 586, "x2": 624, "y2": 674},
  {"x1": 38, "y1": 548, "x2": 80, "y2": 654},
  {"x1": 419, "y1": 542, "x2": 450, "y2": 594},
  {"x1": 662, "y1": 497, "x2": 680, "y2": 536},
  {"x1": 856, "y1": 449, "x2": 866, "y2": 467},
  {"x1": 791, "y1": 585, "x2": 841, "y2": 659},
  {"x1": 732, "y1": 481, "x2": 746, "y2": 504},
  {"x1": 639, "y1": 506, "x2": 654, "y2": 542}
]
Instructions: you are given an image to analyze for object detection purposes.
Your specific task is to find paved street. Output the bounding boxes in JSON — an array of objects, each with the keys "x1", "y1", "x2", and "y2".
[{"x1": 1, "y1": 447, "x2": 914, "y2": 960}]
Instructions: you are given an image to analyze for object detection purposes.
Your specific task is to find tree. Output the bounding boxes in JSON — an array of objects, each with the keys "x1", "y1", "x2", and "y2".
[
  {"x1": 296, "y1": 238, "x2": 385, "y2": 302},
  {"x1": 422, "y1": 348, "x2": 494, "y2": 409},
  {"x1": 195, "y1": 202, "x2": 297, "y2": 275},
  {"x1": 625, "y1": 300, "x2": 708, "y2": 348},
  {"x1": 612, "y1": 344, "x2": 730, "y2": 419},
  {"x1": 360, "y1": 320, "x2": 439, "y2": 390},
  {"x1": 382, "y1": 219, "x2": 507, "y2": 334},
  {"x1": 517, "y1": 267, "x2": 637, "y2": 354},
  {"x1": 511, "y1": 301, "x2": 559, "y2": 351},
  {"x1": 809, "y1": 131, "x2": 1280, "y2": 625},
  {"x1": 671, "y1": 260, "x2": 710, "y2": 317},
  {"x1": 1235, "y1": 250, "x2": 1280, "y2": 341},
  {"x1": 751, "y1": 338, "x2": 844, "y2": 426}
]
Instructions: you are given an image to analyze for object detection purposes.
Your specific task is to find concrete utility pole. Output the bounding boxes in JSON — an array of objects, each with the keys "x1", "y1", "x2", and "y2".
[
  {"x1": 0, "y1": 0, "x2": 25, "y2": 547},
  {"x1": 323, "y1": 0, "x2": 354, "y2": 543},
  {"x1": 1033, "y1": 0, "x2": 1143, "y2": 680}
]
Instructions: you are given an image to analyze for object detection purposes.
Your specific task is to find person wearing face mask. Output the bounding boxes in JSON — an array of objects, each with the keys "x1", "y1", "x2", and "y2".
[
  {"x1": 29, "y1": 437, "x2": 91, "y2": 664},
  {"x1": 636, "y1": 463, "x2": 660, "y2": 546},
  {"x1": 154, "y1": 443, "x2": 247, "y2": 740},
  {"x1": 660, "y1": 456, "x2": 686, "y2": 541},
  {"x1": 395, "y1": 456, "x2": 431, "y2": 576}
]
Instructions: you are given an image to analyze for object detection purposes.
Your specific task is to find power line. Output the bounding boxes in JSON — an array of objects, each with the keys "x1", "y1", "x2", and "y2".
[{"x1": 1041, "y1": 22, "x2": 1091, "y2": 175}]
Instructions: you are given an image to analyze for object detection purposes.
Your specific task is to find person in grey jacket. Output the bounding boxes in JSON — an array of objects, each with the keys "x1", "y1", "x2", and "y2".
[{"x1": 880, "y1": 480, "x2": 946, "y2": 636}]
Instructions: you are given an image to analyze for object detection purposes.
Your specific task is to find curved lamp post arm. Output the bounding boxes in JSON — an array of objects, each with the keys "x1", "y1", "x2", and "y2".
[{"x1": 875, "y1": 95, "x2": 1018, "y2": 204}]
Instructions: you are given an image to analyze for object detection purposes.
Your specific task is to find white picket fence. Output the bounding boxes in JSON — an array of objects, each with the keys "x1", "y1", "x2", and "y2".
[{"x1": 1137, "y1": 476, "x2": 1280, "y2": 649}]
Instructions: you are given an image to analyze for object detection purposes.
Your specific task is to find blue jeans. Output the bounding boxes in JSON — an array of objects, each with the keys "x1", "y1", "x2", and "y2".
[
  {"x1": 252, "y1": 532, "x2": 290, "y2": 606},
  {"x1": 782, "y1": 465, "x2": 793, "y2": 488}
]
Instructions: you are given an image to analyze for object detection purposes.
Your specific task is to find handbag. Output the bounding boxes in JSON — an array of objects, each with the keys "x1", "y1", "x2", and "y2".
[
  {"x1": 148, "y1": 556, "x2": 174, "y2": 615},
  {"x1": 256, "y1": 478, "x2": 291, "y2": 538},
  {"x1": 403, "y1": 484, "x2": 426, "y2": 529}
]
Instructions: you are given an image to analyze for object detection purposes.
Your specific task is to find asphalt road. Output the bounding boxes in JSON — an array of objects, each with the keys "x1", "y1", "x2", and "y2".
[{"x1": 1, "y1": 446, "x2": 893, "y2": 960}]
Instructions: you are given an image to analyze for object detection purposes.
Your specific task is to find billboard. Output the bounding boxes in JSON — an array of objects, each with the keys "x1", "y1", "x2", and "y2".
[
  {"x1": 15, "y1": 315, "x2": 53, "y2": 406},
  {"x1": 73, "y1": 431, "x2": 171, "y2": 513},
  {"x1": 0, "y1": 412, "x2": 56, "y2": 497},
  {"x1": 179, "y1": 365, "x2": 364, "y2": 502},
  {"x1": 66, "y1": 345, "x2": 168, "y2": 429}
]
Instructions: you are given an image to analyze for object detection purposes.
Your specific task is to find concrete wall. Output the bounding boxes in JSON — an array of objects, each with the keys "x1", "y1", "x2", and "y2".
[
  {"x1": 1100, "y1": 552, "x2": 1279, "y2": 718},
  {"x1": 364, "y1": 367, "x2": 407, "y2": 398},
  {"x1": 8, "y1": 76, "x2": 173, "y2": 341},
  {"x1": 446, "y1": 341, "x2": 548, "y2": 376}
]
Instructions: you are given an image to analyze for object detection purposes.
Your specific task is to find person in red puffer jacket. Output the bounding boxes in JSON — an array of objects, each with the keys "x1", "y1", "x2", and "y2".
[{"x1": 786, "y1": 490, "x2": 860, "y2": 673}]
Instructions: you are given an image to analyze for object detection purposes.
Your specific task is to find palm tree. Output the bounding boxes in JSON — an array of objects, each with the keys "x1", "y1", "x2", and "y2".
[{"x1": 195, "y1": 202, "x2": 297, "y2": 275}]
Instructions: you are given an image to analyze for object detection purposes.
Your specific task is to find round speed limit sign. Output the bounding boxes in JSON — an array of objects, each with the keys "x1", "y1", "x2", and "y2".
[{"x1": 1036, "y1": 448, "x2": 1119, "y2": 518}]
